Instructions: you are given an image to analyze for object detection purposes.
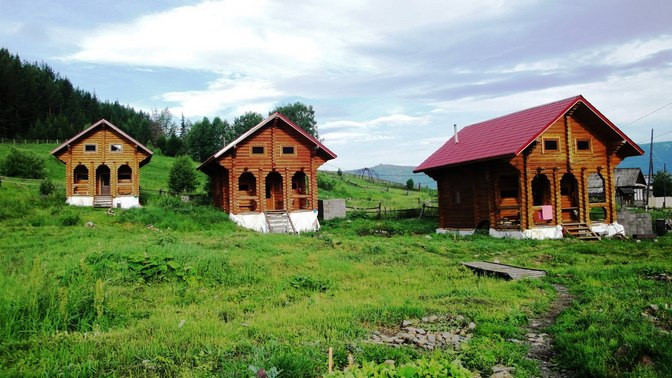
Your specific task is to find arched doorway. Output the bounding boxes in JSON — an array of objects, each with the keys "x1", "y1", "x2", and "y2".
[
  {"x1": 560, "y1": 173, "x2": 579, "y2": 222},
  {"x1": 265, "y1": 171, "x2": 284, "y2": 210},
  {"x1": 531, "y1": 174, "x2": 552, "y2": 224},
  {"x1": 96, "y1": 165, "x2": 111, "y2": 196}
]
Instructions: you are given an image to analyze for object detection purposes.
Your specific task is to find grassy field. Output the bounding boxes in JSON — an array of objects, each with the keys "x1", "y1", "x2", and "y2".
[{"x1": 0, "y1": 144, "x2": 671, "y2": 377}]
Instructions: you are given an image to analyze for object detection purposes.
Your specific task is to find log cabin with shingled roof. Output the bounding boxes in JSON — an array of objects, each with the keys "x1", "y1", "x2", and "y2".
[
  {"x1": 414, "y1": 95, "x2": 644, "y2": 239},
  {"x1": 51, "y1": 119, "x2": 153, "y2": 209},
  {"x1": 198, "y1": 112, "x2": 336, "y2": 233}
]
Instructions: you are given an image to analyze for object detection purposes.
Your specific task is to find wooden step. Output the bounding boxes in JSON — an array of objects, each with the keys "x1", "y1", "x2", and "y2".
[
  {"x1": 264, "y1": 210, "x2": 296, "y2": 234},
  {"x1": 93, "y1": 196, "x2": 113, "y2": 208},
  {"x1": 562, "y1": 222, "x2": 600, "y2": 241}
]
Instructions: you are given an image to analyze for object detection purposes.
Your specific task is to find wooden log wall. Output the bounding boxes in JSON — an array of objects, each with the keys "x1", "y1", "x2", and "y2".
[
  {"x1": 213, "y1": 121, "x2": 328, "y2": 214},
  {"x1": 53, "y1": 125, "x2": 150, "y2": 198}
]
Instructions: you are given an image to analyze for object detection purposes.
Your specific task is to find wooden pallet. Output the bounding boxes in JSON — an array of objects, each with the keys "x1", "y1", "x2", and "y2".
[
  {"x1": 562, "y1": 223, "x2": 600, "y2": 241},
  {"x1": 462, "y1": 261, "x2": 547, "y2": 280}
]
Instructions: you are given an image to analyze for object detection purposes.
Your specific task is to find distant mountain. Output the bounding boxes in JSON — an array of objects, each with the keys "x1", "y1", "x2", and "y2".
[
  {"x1": 346, "y1": 164, "x2": 437, "y2": 189},
  {"x1": 618, "y1": 141, "x2": 672, "y2": 174}
]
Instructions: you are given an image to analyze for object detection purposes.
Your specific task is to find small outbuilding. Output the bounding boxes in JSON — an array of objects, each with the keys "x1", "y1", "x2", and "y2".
[
  {"x1": 198, "y1": 112, "x2": 336, "y2": 233},
  {"x1": 51, "y1": 119, "x2": 153, "y2": 208},
  {"x1": 414, "y1": 95, "x2": 644, "y2": 239},
  {"x1": 613, "y1": 168, "x2": 647, "y2": 207}
]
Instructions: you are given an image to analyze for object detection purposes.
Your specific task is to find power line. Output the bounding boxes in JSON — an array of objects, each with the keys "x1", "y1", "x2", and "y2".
[{"x1": 621, "y1": 101, "x2": 672, "y2": 127}]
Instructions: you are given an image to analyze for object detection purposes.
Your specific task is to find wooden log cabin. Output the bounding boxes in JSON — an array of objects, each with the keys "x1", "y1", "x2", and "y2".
[
  {"x1": 198, "y1": 112, "x2": 336, "y2": 233},
  {"x1": 51, "y1": 119, "x2": 153, "y2": 208},
  {"x1": 414, "y1": 95, "x2": 644, "y2": 239}
]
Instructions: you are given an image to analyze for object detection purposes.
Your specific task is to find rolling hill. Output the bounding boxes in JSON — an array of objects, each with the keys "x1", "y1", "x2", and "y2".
[
  {"x1": 618, "y1": 140, "x2": 672, "y2": 173},
  {"x1": 346, "y1": 164, "x2": 437, "y2": 189}
]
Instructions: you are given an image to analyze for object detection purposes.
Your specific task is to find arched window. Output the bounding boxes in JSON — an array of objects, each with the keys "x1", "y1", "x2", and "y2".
[
  {"x1": 118, "y1": 165, "x2": 132, "y2": 183},
  {"x1": 588, "y1": 173, "x2": 605, "y2": 203},
  {"x1": 73, "y1": 165, "x2": 88, "y2": 183},
  {"x1": 238, "y1": 172, "x2": 256, "y2": 195},
  {"x1": 291, "y1": 171, "x2": 309, "y2": 194}
]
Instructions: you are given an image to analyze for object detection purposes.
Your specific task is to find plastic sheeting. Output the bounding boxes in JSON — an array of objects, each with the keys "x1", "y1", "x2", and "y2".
[
  {"x1": 113, "y1": 196, "x2": 141, "y2": 209},
  {"x1": 590, "y1": 222, "x2": 625, "y2": 238},
  {"x1": 66, "y1": 196, "x2": 93, "y2": 207},
  {"x1": 288, "y1": 210, "x2": 320, "y2": 233},
  {"x1": 436, "y1": 228, "x2": 476, "y2": 236},
  {"x1": 229, "y1": 210, "x2": 320, "y2": 233}
]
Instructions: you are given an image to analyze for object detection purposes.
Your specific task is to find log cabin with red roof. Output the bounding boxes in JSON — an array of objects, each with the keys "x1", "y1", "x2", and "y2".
[
  {"x1": 199, "y1": 112, "x2": 336, "y2": 233},
  {"x1": 51, "y1": 119, "x2": 153, "y2": 209},
  {"x1": 414, "y1": 95, "x2": 643, "y2": 239}
]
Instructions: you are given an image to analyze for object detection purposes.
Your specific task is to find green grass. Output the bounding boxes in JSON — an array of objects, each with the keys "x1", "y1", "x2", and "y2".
[{"x1": 0, "y1": 144, "x2": 671, "y2": 377}]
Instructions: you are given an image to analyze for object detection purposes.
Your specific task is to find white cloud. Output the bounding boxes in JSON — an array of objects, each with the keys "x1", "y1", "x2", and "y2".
[{"x1": 161, "y1": 76, "x2": 282, "y2": 117}]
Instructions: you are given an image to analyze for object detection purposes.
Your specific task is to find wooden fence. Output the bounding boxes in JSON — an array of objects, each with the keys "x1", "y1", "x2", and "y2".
[
  {"x1": 346, "y1": 202, "x2": 439, "y2": 219},
  {"x1": 0, "y1": 138, "x2": 61, "y2": 144}
]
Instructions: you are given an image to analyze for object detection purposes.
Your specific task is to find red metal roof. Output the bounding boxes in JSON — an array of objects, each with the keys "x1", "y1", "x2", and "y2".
[{"x1": 414, "y1": 95, "x2": 643, "y2": 173}]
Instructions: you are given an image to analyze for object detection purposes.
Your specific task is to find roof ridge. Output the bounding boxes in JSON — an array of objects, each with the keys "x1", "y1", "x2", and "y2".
[{"x1": 459, "y1": 95, "x2": 582, "y2": 131}]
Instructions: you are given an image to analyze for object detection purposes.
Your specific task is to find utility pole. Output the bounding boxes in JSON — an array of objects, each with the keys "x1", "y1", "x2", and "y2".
[
  {"x1": 645, "y1": 129, "x2": 654, "y2": 211},
  {"x1": 664, "y1": 163, "x2": 667, "y2": 209}
]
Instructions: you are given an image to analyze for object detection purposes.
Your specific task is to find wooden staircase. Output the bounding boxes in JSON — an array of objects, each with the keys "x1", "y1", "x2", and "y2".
[
  {"x1": 562, "y1": 223, "x2": 600, "y2": 240},
  {"x1": 93, "y1": 195, "x2": 113, "y2": 208},
  {"x1": 264, "y1": 210, "x2": 296, "y2": 234}
]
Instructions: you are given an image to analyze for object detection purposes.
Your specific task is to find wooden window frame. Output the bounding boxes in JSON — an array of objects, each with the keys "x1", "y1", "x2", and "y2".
[
  {"x1": 110, "y1": 144, "x2": 123, "y2": 153},
  {"x1": 281, "y1": 145, "x2": 296, "y2": 156},
  {"x1": 575, "y1": 138, "x2": 592, "y2": 153},
  {"x1": 251, "y1": 145, "x2": 266, "y2": 155},
  {"x1": 84, "y1": 143, "x2": 97, "y2": 153},
  {"x1": 542, "y1": 138, "x2": 559, "y2": 153}
]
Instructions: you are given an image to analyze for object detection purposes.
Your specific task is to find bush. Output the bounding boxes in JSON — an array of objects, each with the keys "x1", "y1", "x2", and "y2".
[
  {"x1": 39, "y1": 178, "x2": 55, "y2": 196},
  {"x1": 0, "y1": 148, "x2": 46, "y2": 179},
  {"x1": 318, "y1": 175, "x2": 336, "y2": 191},
  {"x1": 168, "y1": 156, "x2": 197, "y2": 194},
  {"x1": 406, "y1": 178, "x2": 414, "y2": 190},
  {"x1": 60, "y1": 212, "x2": 81, "y2": 226},
  {"x1": 327, "y1": 354, "x2": 472, "y2": 377}
]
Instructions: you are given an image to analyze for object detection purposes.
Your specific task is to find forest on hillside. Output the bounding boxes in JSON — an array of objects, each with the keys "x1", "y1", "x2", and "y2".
[
  {"x1": 0, "y1": 48, "x2": 153, "y2": 142},
  {"x1": 0, "y1": 48, "x2": 320, "y2": 162}
]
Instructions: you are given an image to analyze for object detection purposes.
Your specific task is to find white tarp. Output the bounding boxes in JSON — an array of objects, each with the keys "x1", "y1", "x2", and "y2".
[
  {"x1": 288, "y1": 210, "x2": 320, "y2": 233},
  {"x1": 229, "y1": 210, "x2": 320, "y2": 233},
  {"x1": 113, "y1": 196, "x2": 141, "y2": 209},
  {"x1": 229, "y1": 212, "x2": 269, "y2": 233},
  {"x1": 491, "y1": 226, "x2": 564, "y2": 240},
  {"x1": 436, "y1": 228, "x2": 476, "y2": 236},
  {"x1": 66, "y1": 196, "x2": 93, "y2": 207},
  {"x1": 590, "y1": 222, "x2": 625, "y2": 238}
]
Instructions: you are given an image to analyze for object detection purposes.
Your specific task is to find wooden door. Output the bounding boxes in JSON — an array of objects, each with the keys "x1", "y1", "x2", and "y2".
[
  {"x1": 265, "y1": 172, "x2": 284, "y2": 210},
  {"x1": 96, "y1": 165, "x2": 111, "y2": 196},
  {"x1": 560, "y1": 173, "x2": 579, "y2": 222}
]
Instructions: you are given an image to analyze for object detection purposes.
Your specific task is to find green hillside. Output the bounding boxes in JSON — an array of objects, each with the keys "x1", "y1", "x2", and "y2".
[{"x1": 0, "y1": 143, "x2": 432, "y2": 209}]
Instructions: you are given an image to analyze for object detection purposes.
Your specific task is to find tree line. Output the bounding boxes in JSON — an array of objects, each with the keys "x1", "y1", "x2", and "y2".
[{"x1": 0, "y1": 47, "x2": 320, "y2": 163}]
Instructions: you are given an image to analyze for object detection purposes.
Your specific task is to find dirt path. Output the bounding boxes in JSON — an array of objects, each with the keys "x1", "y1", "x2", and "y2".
[{"x1": 524, "y1": 284, "x2": 573, "y2": 378}]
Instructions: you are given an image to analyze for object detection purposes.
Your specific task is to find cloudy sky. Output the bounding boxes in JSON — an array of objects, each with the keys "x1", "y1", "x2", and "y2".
[{"x1": 2, "y1": 0, "x2": 671, "y2": 169}]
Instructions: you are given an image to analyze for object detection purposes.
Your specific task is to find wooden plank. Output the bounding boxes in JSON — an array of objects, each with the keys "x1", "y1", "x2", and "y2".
[{"x1": 462, "y1": 261, "x2": 547, "y2": 280}]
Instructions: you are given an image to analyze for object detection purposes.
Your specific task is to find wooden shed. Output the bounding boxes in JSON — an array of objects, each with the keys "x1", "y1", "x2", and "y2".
[
  {"x1": 414, "y1": 95, "x2": 643, "y2": 239},
  {"x1": 51, "y1": 119, "x2": 152, "y2": 208},
  {"x1": 198, "y1": 112, "x2": 336, "y2": 233}
]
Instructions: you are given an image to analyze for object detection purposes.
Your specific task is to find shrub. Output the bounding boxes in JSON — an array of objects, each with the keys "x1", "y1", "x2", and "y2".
[
  {"x1": 327, "y1": 355, "x2": 472, "y2": 377},
  {"x1": 168, "y1": 156, "x2": 197, "y2": 194},
  {"x1": 318, "y1": 175, "x2": 336, "y2": 191},
  {"x1": 60, "y1": 212, "x2": 80, "y2": 226},
  {"x1": 0, "y1": 148, "x2": 46, "y2": 179},
  {"x1": 39, "y1": 178, "x2": 55, "y2": 196},
  {"x1": 288, "y1": 275, "x2": 331, "y2": 292}
]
